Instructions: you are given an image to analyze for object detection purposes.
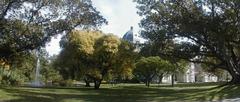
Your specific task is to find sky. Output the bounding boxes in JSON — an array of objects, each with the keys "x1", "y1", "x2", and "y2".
[{"x1": 45, "y1": 0, "x2": 141, "y2": 56}]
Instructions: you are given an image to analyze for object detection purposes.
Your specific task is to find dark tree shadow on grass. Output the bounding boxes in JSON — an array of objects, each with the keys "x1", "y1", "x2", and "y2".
[
  {"x1": 1, "y1": 84, "x2": 240, "y2": 102},
  {"x1": 2, "y1": 87, "x2": 157, "y2": 102}
]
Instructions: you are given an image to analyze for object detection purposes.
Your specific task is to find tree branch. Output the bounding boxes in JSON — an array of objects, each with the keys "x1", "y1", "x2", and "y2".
[{"x1": 0, "y1": 1, "x2": 15, "y2": 21}]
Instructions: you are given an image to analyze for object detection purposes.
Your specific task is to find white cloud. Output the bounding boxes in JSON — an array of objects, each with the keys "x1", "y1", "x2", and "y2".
[
  {"x1": 46, "y1": 0, "x2": 141, "y2": 56},
  {"x1": 92, "y1": 0, "x2": 141, "y2": 37},
  {"x1": 45, "y1": 35, "x2": 62, "y2": 56}
]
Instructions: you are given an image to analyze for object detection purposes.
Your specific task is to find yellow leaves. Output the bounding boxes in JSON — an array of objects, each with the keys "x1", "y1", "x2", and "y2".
[
  {"x1": 86, "y1": 68, "x2": 102, "y2": 79},
  {"x1": 4, "y1": 65, "x2": 10, "y2": 70},
  {"x1": 63, "y1": 30, "x2": 135, "y2": 81},
  {"x1": 0, "y1": 59, "x2": 6, "y2": 66},
  {"x1": 121, "y1": 66, "x2": 134, "y2": 79},
  {"x1": 0, "y1": 59, "x2": 10, "y2": 70},
  {"x1": 68, "y1": 30, "x2": 103, "y2": 55},
  {"x1": 67, "y1": 30, "x2": 122, "y2": 57},
  {"x1": 96, "y1": 34, "x2": 121, "y2": 54}
]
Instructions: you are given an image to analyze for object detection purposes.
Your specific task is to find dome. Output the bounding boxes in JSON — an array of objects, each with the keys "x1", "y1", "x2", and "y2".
[{"x1": 122, "y1": 27, "x2": 133, "y2": 42}]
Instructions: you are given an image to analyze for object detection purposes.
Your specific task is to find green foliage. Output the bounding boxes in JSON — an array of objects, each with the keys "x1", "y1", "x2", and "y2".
[
  {"x1": 59, "y1": 79, "x2": 74, "y2": 87},
  {"x1": 34, "y1": 49, "x2": 63, "y2": 84},
  {"x1": 201, "y1": 62, "x2": 231, "y2": 81},
  {"x1": 135, "y1": 0, "x2": 240, "y2": 83},
  {"x1": 56, "y1": 30, "x2": 136, "y2": 89},
  {"x1": 55, "y1": 30, "x2": 104, "y2": 80},
  {"x1": 0, "y1": 0, "x2": 107, "y2": 86},
  {"x1": 0, "y1": 48, "x2": 63, "y2": 86},
  {"x1": 10, "y1": 52, "x2": 36, "y2": 82},
  {"x1": 41, "y1": 58, "x2": 63, "y2": 84},
  {"x1": 134, "y1": 56, "x2": 172, "y2": 86},
  {"x1": 113, "y1": 41, "x2": 137, "y2": 80},
  {"x1": 0, "y1": 0, "x2": 107, "y2": 62},
  {"x1": 91, "y1": 34, "x2": 121, "y2": 79},
  {"x1": 0, "y1": 66, "x2": 25, "y2": 86},
  {"x1": 167, "y1": 59, "x2": 188, "y2": 74},
  {"x1": 0, "y1": 52, "x2": 35, "y2": 85}
]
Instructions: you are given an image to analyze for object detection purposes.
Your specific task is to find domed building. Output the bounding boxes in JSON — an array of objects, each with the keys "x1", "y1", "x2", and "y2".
[
  {"x1": 122, "y1": 26, "x2": 134, "y2": 43},
  {"x1": 122, "y1": 26, "x2": 145, "y2": 44},
  {"x1": 122, "y1": 26, "x2": 144, "y2": 52}
]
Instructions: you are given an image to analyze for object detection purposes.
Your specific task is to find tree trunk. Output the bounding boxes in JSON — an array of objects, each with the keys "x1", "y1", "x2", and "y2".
[
  {"x1": 94, "y1": 79, "x2": 102, "y2": 89},
  {"x1": 145, "y1": 80, "x2": 148, "y2": 86},
  {"x1": 228, "y1": 71, "x2": 240, "y2": 84},
  {"x1": 171, "y1": 74, "x2": 174, "y2": 87},
  {"x1": 158, "y1": 74, "x2": 163, "y2": 84},
  {"x1": 146, "y1": 80, "x2": 150, "y2": 87},
  {"x1": 145, "y1": 78, "x2": 151, "y2": 87},
  {"x1": 84, "y1": 76, "x2": 91, "y2": 87},
  {"x1": 221, "y1": 49, "x2": 240, "y2": 84},
  {"x1": 84, "y1": 79, "x2": 91, "y2": 87},
  {"x1": 226, "y1": 61, "x2": 240, "y2": 84},
  {"x1": 230, "y1": 76, "x2": 240, "y2": 84}
]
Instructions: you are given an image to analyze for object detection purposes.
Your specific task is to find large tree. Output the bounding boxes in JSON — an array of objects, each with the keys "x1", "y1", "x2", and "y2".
[
  {"x1": 54, "y1": 30, "x2": 103, "y2": 87},
  {"x1": 57, "y1": 30, "x2": 136, "y2": 89},
  {"x1": 135, "y1": 0, "x2": 240, "y2": 83},
  {"x1": 0, "y1": 0, "x2": 106, "y2": 62}
]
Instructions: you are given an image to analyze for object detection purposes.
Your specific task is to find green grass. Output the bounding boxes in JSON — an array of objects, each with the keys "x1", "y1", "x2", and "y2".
[{"x1": 0, "y1": 83, "x2": 240, "y2": 102}]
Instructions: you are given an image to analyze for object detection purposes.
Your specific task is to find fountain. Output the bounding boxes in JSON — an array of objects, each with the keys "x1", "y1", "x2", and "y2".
[{"x1": 32, "y1": 50, "x2": 43, "y2": 87}]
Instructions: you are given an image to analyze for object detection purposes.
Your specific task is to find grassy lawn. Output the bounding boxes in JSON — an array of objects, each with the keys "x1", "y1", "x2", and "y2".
[{"x1": 0, "y1": 83, "x2": 240, "y2": 102}]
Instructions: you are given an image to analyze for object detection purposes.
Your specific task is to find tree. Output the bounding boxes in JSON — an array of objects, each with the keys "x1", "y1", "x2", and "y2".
[
  {"x1": 0, "y1": 0, "x2": 107, "y2": 63},
  {"x1": 57, "y1": 30, "x2": 136, "y2": 89},
  {"x1": 0, "y1": 48, "x2": 61, "y2": 86},
  {"x1": 55, "y1": 30, "x2": 103, "y2": 87},
  {"x1": 201, "y1": 62, "x2": 230, "y2": 82},
  {"x1": 113, "y1": 41, "x2": 137, "y2": 81},
  {"x1": 0, "y1": 51, "x2": 37, "y2": 85},
  {"x1": 167, "y1": 59, "x2": 188, "y2": 87},
  {"x1": 89, "y1": 34, "x2": 121, "y2": 89},
  {"x1": 39, "y1": 51, "x2": 62, "y2": 85},
  {"x1": 139, "y1": 40, "x2": 187, "y2": 86},
  {"x1": 10, "y1": 52, "x2": 36, "y2": 82},
  {"x1": 135, "y1": 0, "x2": 240, "y2": 83},
  {"x1": 134, "y1": 56, "x2": 171, "y2": 87},
  {"x1": 54, "y1": 43, "x2": 84, "y2": 81}
]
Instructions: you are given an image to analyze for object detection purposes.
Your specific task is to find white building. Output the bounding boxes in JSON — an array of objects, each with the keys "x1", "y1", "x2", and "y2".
[{"x1": 162, "y1": 63, "x2": 224, "y2": 83}]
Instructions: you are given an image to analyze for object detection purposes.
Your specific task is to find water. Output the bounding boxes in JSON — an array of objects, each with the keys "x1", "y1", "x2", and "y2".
[{"x1": 32, "y1": 51, "x2": 43, "y2": 87}]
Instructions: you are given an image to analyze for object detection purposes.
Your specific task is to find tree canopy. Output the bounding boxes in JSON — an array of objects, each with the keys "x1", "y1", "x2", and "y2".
[
  {"x1": 135, "y1": 0, "x2": 240, "y2": 83},
  {"x1": 0, "y1": 0, "x2": 107, "y2": 62},
  {"x1": 56, "y1": 30, "x2": 136, "y2": 89},
  {"x1": 134, "y1": 56, "x2": 172, "y2": 87}
]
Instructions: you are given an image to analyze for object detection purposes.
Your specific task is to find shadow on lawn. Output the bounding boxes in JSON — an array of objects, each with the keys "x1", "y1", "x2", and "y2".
[{"x1": 1, "y1": 85, "x2": 240, "y2": 102}]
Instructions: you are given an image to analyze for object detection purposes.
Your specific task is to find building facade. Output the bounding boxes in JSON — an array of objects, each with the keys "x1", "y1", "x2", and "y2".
[{"x1": 162, "y1": 63, "x2": 229, "y2": 83}]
